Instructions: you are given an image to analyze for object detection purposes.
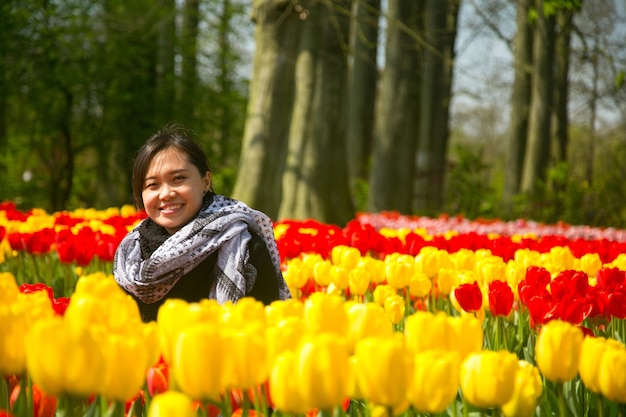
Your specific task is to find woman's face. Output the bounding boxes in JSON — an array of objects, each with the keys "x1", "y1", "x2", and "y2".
[{"x1": 142, "y1": 147, "x2": 211, "y2": 234}]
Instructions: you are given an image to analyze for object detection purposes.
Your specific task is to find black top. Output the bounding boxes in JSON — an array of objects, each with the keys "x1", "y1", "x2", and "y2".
[{"x1": 126, "y1": 230, "x2": 281, "y2": 322}]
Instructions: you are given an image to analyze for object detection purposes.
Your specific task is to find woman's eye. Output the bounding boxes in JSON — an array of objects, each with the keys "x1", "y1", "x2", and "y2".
[
  {"x1": 173, "y1": 175, "x2": 186, "y2": 182},
  {"x1": 145, "y1": 182, "x2": 158, "y2": 189}
]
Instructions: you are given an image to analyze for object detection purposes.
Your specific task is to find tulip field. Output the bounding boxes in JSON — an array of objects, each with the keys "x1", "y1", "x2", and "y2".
[{"x1": 1, "y1": 201, "x2": 626, "y2": 417}]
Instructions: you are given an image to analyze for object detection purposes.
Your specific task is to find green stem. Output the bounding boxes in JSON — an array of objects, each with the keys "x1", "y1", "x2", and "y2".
[
  {"x1": 104, "y1": 400, "x2": 125, "y2": 417},
  {"x1": 57, "y1": 395, "x2": 87, "y2": 417},
  {"x1": 558, "y1": 383, "x2": 566, "y2": 417},
  {"x1": 0, "y1": 377, "x2": 8, "y2": 412},
  {"x1": 598, "y1": 394, "x2": 604, "y2": 417},
  {"x1": 500, "y1": 316, "x2": 508, "y2": 351},
  {"x1": 12, "y1": 374, "x2": 33, "y2": 417}
]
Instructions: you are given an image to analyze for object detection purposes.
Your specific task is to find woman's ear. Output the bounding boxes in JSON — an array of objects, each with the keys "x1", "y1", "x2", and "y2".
[{"x1": 204, "y1": 172, "x2": 212, "y2": 193}]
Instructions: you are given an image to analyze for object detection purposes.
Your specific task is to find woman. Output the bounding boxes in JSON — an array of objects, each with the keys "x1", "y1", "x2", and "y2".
[{"x1": 113, "y1": 124, "x2": 291, "y2": 322}]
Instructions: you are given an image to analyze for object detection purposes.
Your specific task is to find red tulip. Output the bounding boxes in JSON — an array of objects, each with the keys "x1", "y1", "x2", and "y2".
[
  {"x1": 10, "y1": 384, "x2": 57, "y2": 417},
  {"x1": 526, "y1": 296, "x2": 557, "y2": 328},
  {"x1": 454, "y1": 282, "x2": 483, "y2": 313},
  {"x1": 605, "y1": 289, "x2": 626, "y2": 319},
  {"x1": 488, "y1": 280, "x2": 514, "y2": 317},
  {"x1": 146, "y1": 365, "x2": 169, "y2": 397}
]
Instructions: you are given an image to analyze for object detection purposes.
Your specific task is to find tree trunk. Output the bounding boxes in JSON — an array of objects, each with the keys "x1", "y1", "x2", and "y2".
[
  {"x1": 521, "y1": 0, "x2": 555, "y2": 193},
  {"x1": 367, "y1": 0, "x2": 421, "y2": 214},
  {"x1": 156, "y1": 0, "x2": 176, "y2": 123},
  {"x1": 231, "y1": 0, "x2": 300, "y2": 218},
  {"x1": 180, "y1": 0, "x2": 199, "y2": 126},
  {"x1": 278, "y1": 0, "x2": 355, "y2": 225},
  {"x1": 415, "y1": 0, "x2": 459, "y2": 214},
  {"x1": 502, "y1": 0, "x2": 533, "y2": 208},
  {"x1": 554, "y1": 8, "x2": 572, "y2": 163},
  {"x1": 347, "y1": 0, "x2": 380, "y2": 200}
]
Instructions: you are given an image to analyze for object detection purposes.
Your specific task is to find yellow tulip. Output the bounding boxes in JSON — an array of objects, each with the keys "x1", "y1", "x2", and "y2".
[
  {"x1": 304, "y1": 292, "x2": 348, "y2": 337},
  {"x1": 266, "y1": 316, "x2": 306, "y2": 360},
  {"x1": 297, "y1": 335, "x2": 350, "y2": 411},
  {"x1": 449, "y1": 249, "x2": 476, "y2": 271},
  {"x1": 66, "y1": 273, "x2": 143, "y2": 334},
  {"x1": 0, "y1": 272, "x2": 19, "y2": 303},
  {"x1": 408, "y1": 350, "x2": 460, "y2": 413},
  {"x1": 171, "y1": 323, "x2": 225, "y2": 401},
  {"x1": 460, "y1": 350, "x2": 519, "y2": 408},
  {"x1": 383, "y1": 294, "x2": 405, "y2": 325},
  {"x1": 372, "y1": 284, "x2": 397, "y2": 307},
  {"x1": 436, "y1": 268, "x2": 459, "y2": 295},
  {"x1": 578, "y1": 336, "x2": 619, "y2": 394},
  {"x1": 26, "y1": 316, "x2": 104, "y2": 397},
  {"x1": 265, "y1": 298, "x2": 304, "y2": 326},
  {"x1": 415, "y1": 247, "x2": 442, "y2": 278},
  {"x1": 331, "y1": 245, "x2": 361, "y2": 269},
  {"x1": 345, "y1": 302, "x2": 393, "y2": 352},
  {"x1": 447, "y1": 314, "x2": 484, "y2": 360},
  {"x1": 408, "y1": 272, "x2": 432, "y2": 298},
  {"x1": 148, "y1": 391, "x2": 195, "y2": 417},
  {"x1": 0, "y1": 303, "x2": 27, "y2": 375},
  {"x1": 349, "y1": 263, "x2": 372, "y2": 296},
  {"x1": 385, "y1": 257, "x2": 414, "y2": 289},
  {"x1": 330, "y1": 265, "x2": 350, "y2": 290},
  {"x1": 313, "y1": 259, "x2": 332, "y2": 287},
  {"x1": 99, "y1": 334, "x2": 149, "y2": 401},
  {"x1": 405, "y1": 311, "x2": 450, "y2": 353},
  {"x1": 157, "y1": 298, "x2": 223, "y2": 364},
  {"x1": 501, "y1": 360, "x2": 544, "y2": 417},
  {"x1": 365, "y1": 257, "x2": 387, "y2": 284},
  {"x1": 283, "y1": 258, "x2": 310, "y2": 289},
  {"x1": 535, "y1": 320, "x2": 583, "y2": 383},
  {"x1": 222, "y1": 323, "x2": 268, "y2": 390},
  {"x1": 476, "y1": 258, "x2": 506, "y2": 285},
  {"x1": 580, "y1": 253, "x2": 602, "y2": 278},
  {"x1": 597, "y1": 340, "x2": 626, "y2": 403},
  {"x1": 270, "y1": 351, "x2": 309, "y2": 414},
  {"x1": 353, "y1": 335, "x2": 411, "y2": 408},
  {"x1": 222, "y1": 297, "x2": 266, "y2": 328}
]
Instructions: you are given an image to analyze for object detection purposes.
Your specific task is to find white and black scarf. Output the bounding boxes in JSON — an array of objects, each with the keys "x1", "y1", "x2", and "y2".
[{"x1": 113, "y1": 194, "x2": 291, "y2": 304}]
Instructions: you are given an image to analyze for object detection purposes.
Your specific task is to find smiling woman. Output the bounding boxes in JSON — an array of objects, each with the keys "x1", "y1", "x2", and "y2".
[{"x1": 113, "y1": 124, "x2": 292, "y2": 322}]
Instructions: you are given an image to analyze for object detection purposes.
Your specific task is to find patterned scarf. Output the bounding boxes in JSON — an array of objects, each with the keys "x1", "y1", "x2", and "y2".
[{"x1": 113, "y1": 194, "x2": 291, "y2": 304}]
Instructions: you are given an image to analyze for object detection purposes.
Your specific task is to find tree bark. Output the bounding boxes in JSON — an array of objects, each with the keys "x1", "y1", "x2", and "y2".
[
  {"x1": 347, "y1": 0, "x2": 380, "y2": 199},
  {"x1": 231, "y1": 0, "x2": 300, "y2": 217},
  {"x1": 415, "y1": 0, "x2": 459, "y2": 213},
  {"x1": 180, "y1": 0, "x2": 200, "y2": 126},
  {"x1": 554, "y1": 8, "x2": 572, "y2": 163},
  {"x1": 156, "y1": 0, "x2": 176, "y2": 123},
  {"x1": 521, "y1": 0, "x2": 555, "y2": 193},
  {"x1": 367, "y1": 0, "x2": 421, "y2": 214},
  {"x1": 278, "y1": 0, "x2": 355, "y2": 225},
  {"x1": 502, "y1": 0, "x2": 533, "y2": 208}
]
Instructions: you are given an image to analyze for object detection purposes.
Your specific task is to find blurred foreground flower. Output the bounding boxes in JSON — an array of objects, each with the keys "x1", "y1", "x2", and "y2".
[
  {"x1": 459, "y1": 350, "x2": 519, "y2": 409},
  {"x1": 535, "y1": 320, "x2": 583, "y2": 383}
]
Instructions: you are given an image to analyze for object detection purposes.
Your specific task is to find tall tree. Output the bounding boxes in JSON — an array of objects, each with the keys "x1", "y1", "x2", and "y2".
[
  {"x1": 367, "y1": 0, "x2": 422, "y2": 214},
  {"x1": 415, "y1": 0, "x2": 460, "y2": 213},
  {"x1": 502, "y1": 0, "x2": 533, "y2": 208},
  {"x1": 156, "y1": 0, "x2": 177, "y2": 123},
  {"x1": 95, "y1": 0, "x2": 159, "y2": 208},
  {"x1": 180, "y1": 0, "x2": 200, "y2": 126},
  {"x1": 346, "y1": 0, "x2": 380, "y2": 202},
  {"x1": 553, "y1": 8, "x2": 574, "y2": 163},
  {"x1": 231, "y1": 0, "x2": 300, "y2": 217},
  {"x1": 278, "y1": 0, "x2": 354, "y2": 225},
  {"x1": 521, "y1": 0, "x2": 556, "y2": 193}
]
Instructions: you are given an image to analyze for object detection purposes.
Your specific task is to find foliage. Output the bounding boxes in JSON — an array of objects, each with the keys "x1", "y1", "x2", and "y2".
[{"x1": 443, "y1": 144, "x2": 498, "y2": 220}]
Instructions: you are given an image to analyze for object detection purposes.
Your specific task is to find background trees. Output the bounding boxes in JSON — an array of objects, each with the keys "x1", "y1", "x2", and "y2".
[{"x1": 1, "y1": 0, "x2": 625, "y2": 228}]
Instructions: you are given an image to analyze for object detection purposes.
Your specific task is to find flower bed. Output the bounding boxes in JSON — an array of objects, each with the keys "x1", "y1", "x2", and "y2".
[{"x1": 1, "y1": 202, "x2": 625, "y2": 417}]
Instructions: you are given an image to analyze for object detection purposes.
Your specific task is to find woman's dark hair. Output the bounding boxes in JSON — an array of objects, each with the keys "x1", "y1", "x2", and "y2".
[{"x1": 132, "y1": 124, "x2": 213, "y2": 209}]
